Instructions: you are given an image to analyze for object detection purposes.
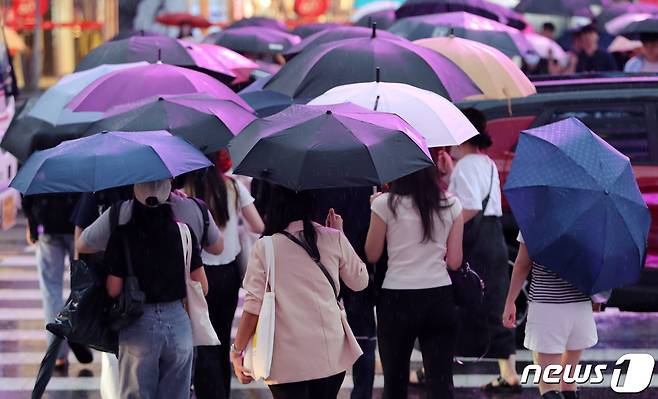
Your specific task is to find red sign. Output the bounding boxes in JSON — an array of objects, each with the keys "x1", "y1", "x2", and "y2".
[
  {"x1": 9, "y1": 0, "x2": 49, "y2": 27},
  {"x1": 294, "y1": 0, "x2": 328, "y2": 18}
]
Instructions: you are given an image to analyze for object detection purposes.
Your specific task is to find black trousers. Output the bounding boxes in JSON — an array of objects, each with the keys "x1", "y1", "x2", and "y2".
[
  {"x1": 377, "y1": 286, "x2": 457, "y2": 399},
  {"x1": 343, "y1": 287, "x2": 376, "y2": 399},
  {"x1": 194, "y1": 261, "x2": 241, "y2": 399},
  {"x1": 269, "y1": 372, "x2": 346, "y2": 399}
]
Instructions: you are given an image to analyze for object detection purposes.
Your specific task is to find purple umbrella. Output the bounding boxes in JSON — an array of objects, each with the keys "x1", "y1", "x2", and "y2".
[
  {"x1": 264, "y1": 30, "x2": 480, "y2": 101},
  {"x1": 228, "y1": 17, "x2": 289, "y2": 32},
  {"x1": 203, "y1": 27, "x2": 301, "y2": 54},
  {"x1": 228, "y1": 103, "x2": 434, "y2": 190},
  {"x1": 355, "y1": 9, "x2": 398, "y2": 30},
  {"x1": 292, "y1": 22, "x2": 344, "y2": 38},
  {"x1": 397, "y1": 0, "x2": 506, "y2": 21},
  {"x1": 264, "y1": 30, "x2": 481, "y2": 101},
  {"x1": 514, "y1": 0, "x2": 597, "y2": 17},
  {"x1": 598, "y1": 2, "x2": 658, "y2": 26},
  {"x1": 67, "y1": 63, "x2": 250, "y2": 112},
  {"x1": 284, "y1": 26, "x2": 403, "y2": 60}
]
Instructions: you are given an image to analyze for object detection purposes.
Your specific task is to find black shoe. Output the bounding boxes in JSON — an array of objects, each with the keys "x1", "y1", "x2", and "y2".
[
  {"x1": 562, "y1": 391, "x2": 579, "y2": 399},
  {"x1": 69, "y1": 342, "x2": 93, "y2": 364},
  {"x1": 541, "y1": 391, "x2": 565, "y2": 399},
  {"x1": 482, "y1": 376, "x2": 523, "y2": 394}
]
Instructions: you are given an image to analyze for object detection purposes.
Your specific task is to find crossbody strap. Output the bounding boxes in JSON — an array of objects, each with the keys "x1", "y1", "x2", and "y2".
[
  {"x1": 481, "y1": 163, "x2": 495, "y2": 213},
  {"x1": 177, "y1": 223, "x2": 192, "y2": 275},
  {"x1": 280, "y1": 231, "x2": 341, "y2": 302},
  {"x1": 190, "y1": 198, "x2": 209, "y2": 247}
]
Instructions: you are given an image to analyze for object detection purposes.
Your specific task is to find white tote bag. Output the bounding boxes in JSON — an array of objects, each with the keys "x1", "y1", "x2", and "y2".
[
  {"x1": 178, "y1": 223, "x2": 221, "y2": 347},
  {"x1": 243, "y1": 236, "x2": 276, "y2": 380}
]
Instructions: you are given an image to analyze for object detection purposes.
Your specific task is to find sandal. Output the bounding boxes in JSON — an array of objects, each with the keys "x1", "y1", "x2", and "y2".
[
  {"x1": 409, "y1": 368, "x2": 426, "y2": 386},
  {"x1": 481, "y1": 376, "x2": 523, "y2": 394}
]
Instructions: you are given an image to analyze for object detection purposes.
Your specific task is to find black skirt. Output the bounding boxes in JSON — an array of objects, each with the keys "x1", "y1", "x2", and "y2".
[{"x1": 456, "y1": 216, "x2": 516, "y2": 359}]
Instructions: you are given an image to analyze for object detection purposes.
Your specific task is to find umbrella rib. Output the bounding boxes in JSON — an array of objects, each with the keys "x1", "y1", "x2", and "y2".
[{"x1": 332, "y1": 114, "x2": 384, "y2": 183}]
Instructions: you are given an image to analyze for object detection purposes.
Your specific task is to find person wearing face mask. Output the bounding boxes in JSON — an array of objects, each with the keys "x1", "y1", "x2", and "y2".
[
  {"x1": 624, "y1": 33, "x2": 658, "y2": 72},
  {"x1": 438, "y1": 108, "x2": 520, "y2": 394}
]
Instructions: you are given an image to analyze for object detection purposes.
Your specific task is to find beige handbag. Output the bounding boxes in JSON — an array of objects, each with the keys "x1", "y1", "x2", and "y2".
[{"x1": 178, "y1": 223, "x2": 220, "y2": 347}]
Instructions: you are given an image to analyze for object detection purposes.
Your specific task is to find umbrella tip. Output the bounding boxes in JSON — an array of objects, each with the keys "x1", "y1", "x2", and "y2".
[
  {"x1": 376, "y1": 67, "x2": 380, "y2": 83},
  {"x1": 100, "y1": 130, "x2": 109, "y2": 134},
  {"x1": 372, "y1": 22, "x2": 377, "y2": 38},
  {"x1": 326, "y1": 110, "x2": 333, "y2": 115},
  {"x1": 449, "y1": 28, "x2": 455, "y2": 37}
]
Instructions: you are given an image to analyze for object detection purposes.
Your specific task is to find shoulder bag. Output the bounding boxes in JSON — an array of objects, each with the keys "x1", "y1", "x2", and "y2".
[
  {"x1": 108, "y1": 233, "x2": 145, "y2": 331},
  {"x1": 243, "y1": 236, "x2": 276, "y2": 380},
  {"x1": 462, "y1": 163, "x2": 495, "y2": 252},
  {"x1": 178, "y1": 223, "x2": 221, "y2": 346}
]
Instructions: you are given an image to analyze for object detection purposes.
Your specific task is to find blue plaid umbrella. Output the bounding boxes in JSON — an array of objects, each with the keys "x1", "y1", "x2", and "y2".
[{"x1": 504, "y1": 117, "x2": 651, "y2": 295}]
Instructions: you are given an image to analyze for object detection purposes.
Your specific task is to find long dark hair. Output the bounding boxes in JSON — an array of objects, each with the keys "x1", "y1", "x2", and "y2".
[
  {"x1": 184, "y1": 168, "x2": 231, "y2": 228},
  {"x1": 263, "y1": 185, "x2": 319, "y2": 259},
  {"x1": 388, "y1": 166, "x2": 450, "y2": 243}
]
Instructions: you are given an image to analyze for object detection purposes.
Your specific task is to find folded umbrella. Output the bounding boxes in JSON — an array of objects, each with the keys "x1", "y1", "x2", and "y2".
[
  {"x1": 203, "y1": 27, "x2": 301, "y2": 54},
  {"x1": 309, "y1": 80, "x2": 477, "y2": 147},
  {"x1": 12, "y1": 130, "x2": 212, "y2": 195},
  {"x1": 74, "y1": 36, "x2": 236, "y2": 81},
  {"x1": 66, "y1": 63, "x2": 249, "y2": 112},
  {"x1": 620, "y1": 18, "x2": 658, "y2": 40},
  {"x1": 84, "y1": 94, "x2": 255, "y2": 153},
  {"x1": 389, "y1": 12, "x2": 533, "y2": 59},
  {"x1": 355, "y1": 9, "x2": 398, "y2": 30},
  {"x1": 503, "y1": 117, "x2": 651, "y2": 295},
  {"x1": 263, "y1": 31, "x2": 481, "y2": 101},
  {"x1": 415, "y1": 37, "x2": 536, "y2": 100},
  {"x1": 227, "y1": 17, "x2": 289, "y2": 32},
  {"x1": 229, "y1": 103, "x2": 433, "y2": 191},
  {"x1": 292, "y1": 22, "x2": 343, "y2": 38},
  {"x1": 284, "y1": 26, "x2": 402, "y2": 60}
]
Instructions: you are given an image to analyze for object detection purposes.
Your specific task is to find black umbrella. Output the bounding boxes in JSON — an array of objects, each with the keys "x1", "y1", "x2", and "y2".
[
  {"x1": 228, "y1": 16, "x2": 289, "y2": 31},
  {"x1": 31, "y1": 337, "x2": 64, "y2": 399},
  {"x1": 355, "y1": 9, "x2": 398, "y2": 30},
  {"x1": 203, "y1": 27, "x2": 301, "y2": 54},
  {"x1": 110, "y1": 29, "x2": 166, "y2": 41},
  {"x1": 263, "y1": 29, "x2": 480, "y2": 100},
  {"x1": 620, "y1": 18, "x2": 658, "y2": 40},
  {"x1": 239, "y1": 90, "x2": 297, "y2": 117},
  {"x1": 228, "y1": 103, "x2": 434, "y2": 191},
  {"x1": 83, "y1": 94, "x2": 256, "y2": 154},
  {"x1": 514, "y1": 0, "x2": 595, "y2": 17},
  {"x1": 292, "y1": 22, "x2": 343, "y2": 38},
  {"x1": 397, "y1": 0, "x2": 501, "y2": 20},
  {"x1": 284, "y1": 26, "x2": 403, "y2": 60}
]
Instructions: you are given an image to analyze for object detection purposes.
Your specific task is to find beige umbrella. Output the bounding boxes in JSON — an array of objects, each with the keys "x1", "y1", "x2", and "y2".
[{"x1": 415, "y1": 36, "x2": 536, "y2": 101}]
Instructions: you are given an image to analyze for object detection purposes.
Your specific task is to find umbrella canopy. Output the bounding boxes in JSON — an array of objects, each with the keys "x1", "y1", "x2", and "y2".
[
  {"x1": 486, "y1": 2, "x2": 527, "y2": 30},
  {"x1": 228, "y1": 103, "x2": 434, "y2": 191},
  {"x1": 110, "y1": 30, "x2": 166, "y2": 41},
  {"x1": 620, "y1": 18, "x2": 658, "y2": 40},
  {"x1": 66, "y1": 63, "x2": 249, "y2": 112},
  {"x1": 525, "y1": 32, "x2": 568, "y2": 66},
  {"x1": 396, "y1": 0, "x2": 504, "y2": 21},
  {"x1": 415, "y1": 37, "x2": 536, "y2": 100},
  {"x1": 284, "y1": 26, "x2": 402, "y2": 60},
  {"x1": 228, "y1": 17, "x2": 289, "y2": 31},
  {"x1": 608, "y1": 36, "x2": 643, "y2": 53},
  {"x1": 355, "y1": 9, "x2": 398, "y2": 30},
  {"x1": 12, "y1": 130, "x2": 212, "y2": 195},
  {"x1": 514, "y1": 0, "x2": 595, "y2": 17},
  {"x1": 503, "y1": 117, "x2": 650, "y2": 295},
  {"x1": 597, "y1": 2, "x2": 658, "y2": 27},
  {"x1": 203, "y1": 27, "x2": 301, "y2": 54},
  {"x1": 388, "y1": 12, "x2": 533, "y2": 58},
  {"x1": 263, "y1": 34, "x2": 481, "y2": 101},
  {"x1": 155, "y1": 12, "x2": 212, "y2": 28},
  {"x1": 606, "y1": 13, "x2": 653, "y2": 36},
  {"x1": 74, "y1": 36, "x2": 236, "y2": 81},
  {"x1": 309, "y1": 81, "x2": 478, "y2": 147},
  {"x1": 240, "y1": 90, "x2": 297, "y2": 117},
  {"x1": 83, "y1": 94, "x2": 255, "y2": 153},
  {"x1": 351, "y1": 1, "x2": 400, "y2": 22},
  {"x1": 292, "y1": 22, "x2": 343, "y2": 38}
]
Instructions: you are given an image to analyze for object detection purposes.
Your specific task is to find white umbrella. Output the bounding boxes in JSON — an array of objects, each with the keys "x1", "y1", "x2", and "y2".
[
  {"x1": 608, "y1": 36, "x2": 643, "y2": 53},
  {"x1": 28, "y1": 62, "x2": 148, "y2": 125},
  {"x1": 350, "y1": 1, "x2": 400, "y2": 23},
  {"x1": 309, "y1": 81, "x2": 478, "y2": 147},
  {"x1": 525, "y1": 32, "x2": 568, "y2": 67},
  {"x1": 606, "y1": 13, "x2": 652, "y2": 35}
]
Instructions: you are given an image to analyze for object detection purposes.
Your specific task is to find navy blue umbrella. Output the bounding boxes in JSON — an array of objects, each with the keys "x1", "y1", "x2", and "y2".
[
  {"x1": 11, "y1": 130, "x2": 211, "y2": 195},
  {"x1": 239, "y1": 90, "x2": 299, "y2": 117},
  {"x1": 503, "y1": 117, "x2": 651, "y2": 295}
]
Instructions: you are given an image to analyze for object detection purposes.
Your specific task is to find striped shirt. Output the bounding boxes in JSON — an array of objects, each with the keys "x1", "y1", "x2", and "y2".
[
  {"x1": 529, "y1": 262, "x2": 590, "y2": 304},
  {"x1": 518, "y1": 232, "x2": 590, "y2": 304}
]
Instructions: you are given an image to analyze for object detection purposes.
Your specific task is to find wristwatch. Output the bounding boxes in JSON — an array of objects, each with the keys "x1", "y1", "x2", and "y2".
[{"x1": 230, "y1": 343, "x2": 244, "y2": 355}]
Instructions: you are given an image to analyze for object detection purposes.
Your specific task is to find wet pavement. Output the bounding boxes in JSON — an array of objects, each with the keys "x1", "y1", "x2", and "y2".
[{"x1": 1, "y1": 216, "x2": 658, "y2": 398}]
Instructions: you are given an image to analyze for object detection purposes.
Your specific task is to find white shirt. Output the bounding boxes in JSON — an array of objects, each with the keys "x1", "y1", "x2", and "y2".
[
  {"x1": 371, "y1": 193, "x2": 462, "y2": 290},
  {"x1": 202, "y1": 179, "x2": 255, "y2": 266},
  {"x1": 448, "y1": 154, "x2": 502, "y2": 217}
]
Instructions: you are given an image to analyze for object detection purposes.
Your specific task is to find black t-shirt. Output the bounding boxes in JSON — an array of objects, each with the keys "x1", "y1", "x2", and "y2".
[
  {"x1": 576, "y1": 49, "x2": 618, "y2": 72},
  {"x1": 104, "y1": 219, "x2": 203, "y2": 304}
]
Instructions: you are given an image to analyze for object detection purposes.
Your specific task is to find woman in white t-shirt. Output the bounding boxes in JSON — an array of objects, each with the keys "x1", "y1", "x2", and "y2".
[
  {"x1": 438, "y1": 108, "x2": 519, "y2": 393},
  {"x1": 184, "y1": 151, "x2": 264, "y2": 399},
  {"x1": 365, "y1": 166, "x2": 464, "y2": 399}
]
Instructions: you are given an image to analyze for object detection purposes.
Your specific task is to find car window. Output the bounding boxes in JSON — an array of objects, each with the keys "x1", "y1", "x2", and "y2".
[{"x1": 547, "y1": 105, "x2": 650, "y2": 163}]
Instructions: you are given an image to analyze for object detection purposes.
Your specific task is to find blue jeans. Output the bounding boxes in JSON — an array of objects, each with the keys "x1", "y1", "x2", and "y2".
[
  {"x1": 118, "y1": 301, "x2": 193, "y2": 399},
  {"x1": 36, "y1": 234, "x2": 74, "y2": 360}
]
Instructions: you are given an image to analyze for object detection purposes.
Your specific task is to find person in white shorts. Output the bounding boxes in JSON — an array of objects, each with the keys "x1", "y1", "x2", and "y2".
[{"x1": 502, "y1": 233, "x2": 597, "y2": 399}]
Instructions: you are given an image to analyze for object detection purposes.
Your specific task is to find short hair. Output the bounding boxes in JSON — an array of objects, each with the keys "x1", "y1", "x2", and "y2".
[
  {"x1": 542, "y1": 22, "x2": 555, "y2": 32},
  {"x1": 575, "y1": 24, "x2": 597, "y2": 37},
  {"x1": 640, "y1": 32, "x2": 658, "y2": 44}
]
